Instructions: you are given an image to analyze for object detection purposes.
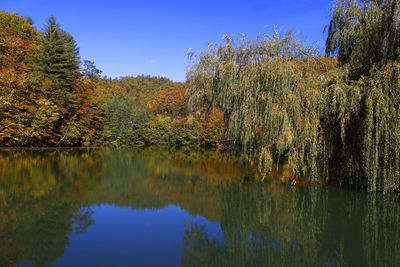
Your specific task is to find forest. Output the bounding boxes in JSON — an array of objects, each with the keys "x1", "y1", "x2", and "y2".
[{"x1": 1, "y1": 0, "x2": 400, "y2": 192}]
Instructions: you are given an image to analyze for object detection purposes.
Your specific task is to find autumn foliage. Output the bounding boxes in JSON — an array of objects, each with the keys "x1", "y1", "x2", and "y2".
[
  {"x1": 0, "y1": 12, "x2": 38, "y2": 145},
  {"x1": 0, "y1": 12, "x2": 104, "y2": 146},
  {"x1": 3, "y1": 2, "x2": 399, "y2": 193}
]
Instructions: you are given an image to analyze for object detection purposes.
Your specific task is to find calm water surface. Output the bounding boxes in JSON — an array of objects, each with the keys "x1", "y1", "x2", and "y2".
[{"x1": 1, "y1": 148, "x2": 400, "y2": 266}]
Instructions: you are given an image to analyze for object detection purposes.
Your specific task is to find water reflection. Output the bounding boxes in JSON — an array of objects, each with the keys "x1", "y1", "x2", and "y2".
[
  {"x1": 0, "y1": 148, "x2": 400, "y2": 266},
  {"x1": 182, "y1": 184, "x2": 400, "y2": 266}
]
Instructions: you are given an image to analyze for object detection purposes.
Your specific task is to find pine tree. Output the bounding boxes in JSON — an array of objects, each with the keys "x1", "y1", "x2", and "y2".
[
  {"x1": 27, "y1": 16, "x2": 105, "y2": 146},
  {"x1": 28, "y1": 16, "x2": 81, "y2": 140},
  {"x1": 31, "y1": 15, "x2": 80, "y2": 90}
]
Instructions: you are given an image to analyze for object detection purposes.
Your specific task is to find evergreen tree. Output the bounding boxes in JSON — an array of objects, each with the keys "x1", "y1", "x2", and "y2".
[
  {"x1": 26, "y1": 15, "x2": 104, "y2": 146},
  {"x1": 31, "y1": 15, "x2": 80, "y2": 90},
  {"x1": 82, "y1": 60, "x2": 102, "y2": 81}
]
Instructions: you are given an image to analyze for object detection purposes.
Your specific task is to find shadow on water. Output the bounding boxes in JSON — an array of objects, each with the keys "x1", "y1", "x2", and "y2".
[{"x1": 0, "y1": 148, "x2": 400, "y2": 266}]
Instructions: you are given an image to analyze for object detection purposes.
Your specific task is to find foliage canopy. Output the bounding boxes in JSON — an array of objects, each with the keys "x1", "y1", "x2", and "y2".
[{"x1": 187, "y1": 1, "x2": 400, "y2": 192}]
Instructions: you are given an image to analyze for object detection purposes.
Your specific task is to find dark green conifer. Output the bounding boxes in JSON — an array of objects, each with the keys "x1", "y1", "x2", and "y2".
[{"x1": 31, "y1": 15, "x2": 80, "y2": 90}]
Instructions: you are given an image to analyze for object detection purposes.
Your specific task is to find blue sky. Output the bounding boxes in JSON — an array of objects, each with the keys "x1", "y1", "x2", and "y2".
[{"x1": 2, "y1": 0, "x2": 333, "y2": 81}]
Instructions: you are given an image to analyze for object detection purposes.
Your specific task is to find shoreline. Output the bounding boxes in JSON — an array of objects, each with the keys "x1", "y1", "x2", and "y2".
[{"x1": 0, "y1": 146, "x2": 102, "y2": 151}]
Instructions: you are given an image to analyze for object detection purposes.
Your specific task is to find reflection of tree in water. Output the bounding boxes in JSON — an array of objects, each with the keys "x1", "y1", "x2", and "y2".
[
  {"x1": 0, "y1": 148, "x2": 251, "y2": 266},
  {"x1": 1, "y1": 198, "x2": 95, "y2": 266},
  {"x1": 0, "y1": 149, "x2": 102, "y2": 266},
  {"x1": 180, "y1": 180, "x2": 400, "y2": 266},
  {"x1": 72, "y1": 207, "x2": 95, "y2": 234},
  {"x1": 13, "y1": 203, "x2": 94, "y2": 266},
  {"x1": 1, "y1": 148, "x2": 400, "y2": 266},
  {"x1": 181, "y1": 222, "x2": 314, "y2": 267}
]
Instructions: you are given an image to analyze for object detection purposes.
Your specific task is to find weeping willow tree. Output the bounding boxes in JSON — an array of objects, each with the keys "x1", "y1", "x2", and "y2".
[
  {"x1": 325, "y1": 0, "x2": 400, "y2": 192},
  {"x1": 187, "y1": 0, "x2": 400, "y2": 193},
  {"x1": 326, "y1": 0, "x2": 400, "y2": 78},
  {"x1": 187, "y1": 31, "x2": 348, "y2": 184}
]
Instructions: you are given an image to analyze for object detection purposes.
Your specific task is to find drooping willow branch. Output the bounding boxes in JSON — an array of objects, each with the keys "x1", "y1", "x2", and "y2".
[{"x1": 187, "y1": 22, "x2": 400, "y2": 193}]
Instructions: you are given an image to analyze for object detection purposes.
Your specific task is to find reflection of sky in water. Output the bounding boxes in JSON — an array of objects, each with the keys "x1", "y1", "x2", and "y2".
[
  {"x1": 53, "y1": 204, "x2": 222, "y2": 267},
  {"x1": 2, "y1": 149, "x2": 400, "y2": 266}
]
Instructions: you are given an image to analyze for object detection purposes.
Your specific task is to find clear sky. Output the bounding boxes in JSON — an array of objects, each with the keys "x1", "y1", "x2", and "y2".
[{"x1": 2, "y1": 0, "x2": 333, "y2": 81}]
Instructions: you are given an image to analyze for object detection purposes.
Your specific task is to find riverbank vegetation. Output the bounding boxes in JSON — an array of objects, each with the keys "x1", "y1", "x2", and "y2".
[
  {"x1": 1, "y1": 0, "x2": 400, "y2": 192},
  {"x1": 187, "y1": 0, "x2": 400, "y2": 192}
]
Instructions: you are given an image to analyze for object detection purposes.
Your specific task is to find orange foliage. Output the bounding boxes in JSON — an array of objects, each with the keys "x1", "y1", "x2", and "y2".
[
  {"x1": 153, "y1": 83, "x2": 187, "y2": 118},
  {"x1": 0, "y1": 12, "x2": 105, "y2": 146},
  {"x1": 0, "y1": 19, "x2": 37, "y2": 145},
  {"x1": 202, "y1": 109, "x2": 225, "y2": 147}
]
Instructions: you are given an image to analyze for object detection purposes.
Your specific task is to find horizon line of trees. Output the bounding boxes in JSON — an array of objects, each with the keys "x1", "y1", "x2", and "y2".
[
  {"x1": 0, "y1": 11, "x2": 225, "y2": 149},
  {"x1": 1, "y1": 0, "x2": 400, "y2": 192}
]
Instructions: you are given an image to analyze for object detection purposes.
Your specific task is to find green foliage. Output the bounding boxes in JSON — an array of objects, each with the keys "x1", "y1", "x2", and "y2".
[
  {"x1": 104, "y1": 94, "x2": 153, "y2": 146},
  {"x1": 141, "y1": 115, "x2": 172, "y2": 145},
  {"x1": 29, "y1": 15, "x2": 80, "y2": 91},
  {"x1": 326, "y1": 0, "x2": 400, "y2": 78},
  {"x1": 359, "y1": 62, "x2": 400, "y2": 192},
  {"x1": 57, "y1": 77, "x2": 106, "y2": 146},
  {"x1": 0, "y1": 12, "x2": 104, "y2": 147},
  {"x1": 94, "y1": 75, "x2": 176, "y2": 105},
  {"x1": 170, "y1": 117, "x2": 202, "y2": 147},
  {"x1": 0, "y1": 11, "x2": 39, "y2": 41},
  {"x1": 95, "y1": 74, "x2": 224, "y2": 148},
  {"x1": 27, "y1": 16, "x2": 104, "y2": 147},
  {"x1": 2, "y1": 3, "x2": 400, "y2": 193},
  {"x1": 324, "y1": 0, "x2": 400, "y2": 192},
  {"x1": 187, "y1": 1, "x2": 400, "y2": 193},
  {"x1": 81, "y1": 60, "x2": 102, "y2": 81},
  {"x1": 0, "y1": 11, "x2": 224, "y2": 149},
  {"x1": 187, "y1": 30, "x2": 335, "y2": 180},
  {"x1": 29, "y1": 98, "x2": 60, "y2": 143}
]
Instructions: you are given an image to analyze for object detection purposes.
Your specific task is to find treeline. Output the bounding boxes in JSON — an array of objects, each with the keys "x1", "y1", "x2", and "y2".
[
  {"x1": 0, "y1": 12, "x2": 104, "y2": 146},
  {"x1": 0, "y1": 11, "x2": 224, "y2": 148},
  {"x1": 2, "y1": 0, "x2": 400, "y2": 192},
  {"x1": 187, "y1": 0, "x2": 400, "y2": 192},
  {"x1": 96, "y1": 76, "x2": 225, "y2": 147}
]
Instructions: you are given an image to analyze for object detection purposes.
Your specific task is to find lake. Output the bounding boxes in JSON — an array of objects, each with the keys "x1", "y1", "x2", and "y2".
[{"x1": 1, "y1": 148, "x2": 400, "y2": 266}]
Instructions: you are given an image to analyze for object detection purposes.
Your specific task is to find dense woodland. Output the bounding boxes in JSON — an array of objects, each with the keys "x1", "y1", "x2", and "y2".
[
  {"x1": 0, "y1": 12, "x2": 224, "y2": 148},
  {"x1": 1, "y1": 0, "x2": 400, "y2": 192}
]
